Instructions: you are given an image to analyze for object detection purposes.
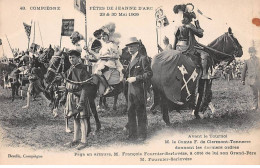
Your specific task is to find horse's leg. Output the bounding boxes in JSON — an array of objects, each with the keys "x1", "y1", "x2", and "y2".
[
  {"x1": 39, "y1": 92, "x2": 52, "y2": 107},
  {"x1": 65, "y1": 118, "x2": 72, "y2": 133},
  {"x1": 89, "y1": 99, "x2": 101, "y2": 132},
  {"x1": 86, "y1": 116, "x2": 91, "y2": 137},
  {"x1": 208, "y1": 102, "x2": 216, "y2": 114},
  {"x1": 160, "y1": 95, "x2": 170, "y2": 126},
  {"x1": 22, "y1": 91, "x2": 30, "y2": 109},
  {"x1": 193, "y1": 80, "x2": 209, "y2": 119},
  {"x1": 103, "y1": 97, "x2": 109, "y2": 110},
  {"x1": 20, "y1": 86, "x2": 25, "y2": 100},
  {"x1": 97, "y1": 97, "x2": 103, "y2": 111},
  {"x1": 15, "y1": 83, "x2": 19, "y2": 96},
  {"x1": 11, "y1": 83, "x2": 15, "y2": 102},
  {"x1": 52, "y1": 91, "x2": 60, "y2": 118},
  {"x1": 123, "y1": 83, "x2": 128, "y2": 113},
  {"x1": 150, "y1": 87, "x2": 160, "y2": 114},
  {"x1": 113, "y1": 95, "x2": 118, "y2": 110}
]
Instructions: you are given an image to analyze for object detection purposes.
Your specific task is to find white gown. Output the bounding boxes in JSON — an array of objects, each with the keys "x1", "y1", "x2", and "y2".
[{"x1": 94, "y1": 41, "x2": 123, "y2": 81}]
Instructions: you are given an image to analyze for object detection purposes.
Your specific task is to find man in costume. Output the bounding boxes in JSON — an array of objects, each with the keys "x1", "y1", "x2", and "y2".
[
  {"x1": 63, "y1": 50, "x2": 91, "y2": 150},
  {"x1": 173, "y1": 4, "x2": 211, "y2": 79}
]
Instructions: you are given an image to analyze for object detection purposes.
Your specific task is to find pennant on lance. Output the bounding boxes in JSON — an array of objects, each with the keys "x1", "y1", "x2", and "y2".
[
  {"x1": 74, "y1": 0, "x2": 86, "y2": 15},
  {"x1": 23, "y1": 22, "x2": 31, "y2": 39},
  {"x1": 61, "y1": 19, "x2": 74, "y2": 36}
]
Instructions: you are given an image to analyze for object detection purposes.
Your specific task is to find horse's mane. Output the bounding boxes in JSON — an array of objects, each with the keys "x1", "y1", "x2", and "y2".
[{"x1": 207, "y1": 33, "x2": 227, "y2": 50}]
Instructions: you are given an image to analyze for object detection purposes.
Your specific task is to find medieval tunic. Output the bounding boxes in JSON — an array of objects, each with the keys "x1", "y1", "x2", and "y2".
[
  {"x1": 174, "y1": 23, "x2": 203, "y2": 54},
  {"x1": 64, "y1": 63, "x2": 91, "y2": 119}
]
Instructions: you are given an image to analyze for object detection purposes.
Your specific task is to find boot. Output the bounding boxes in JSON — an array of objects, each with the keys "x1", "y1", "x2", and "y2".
[{"x1": 100, "y1": 75, "x2": 113, "y2": 96}]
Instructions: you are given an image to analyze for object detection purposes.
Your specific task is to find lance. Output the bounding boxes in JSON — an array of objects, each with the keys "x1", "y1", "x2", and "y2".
[
  {"x1": 5, "y1": 35, "x2": 15, "y2": 57},
  {"x1": 33, "y1": 21, "x2": 36, "y2": 43},
  {"x1": 1, "y1": 43, "x2": 5, "y2": 57},
  {"x1": 59, "y1": 16, "x2": 63, "y2": 48},
  {"x1": 27, "y1": 20, "x2": 32, "y2": 50},
  {"x1": 84, "y1": 0, "x2": 87, "y2": 47},
  {"x1": 38, "y1": 21, "x2": 44, "y2": 47}
]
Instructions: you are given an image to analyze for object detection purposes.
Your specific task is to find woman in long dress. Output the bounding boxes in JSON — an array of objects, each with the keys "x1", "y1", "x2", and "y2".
[{"x1": 93, "y1": 30, "x2": 123, "y2": 95}]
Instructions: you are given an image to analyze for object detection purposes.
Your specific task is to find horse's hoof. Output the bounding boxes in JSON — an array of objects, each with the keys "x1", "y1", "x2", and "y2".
[
  {"x1": 165, "y1": 122, "x2": 171, "y2": 127},
  {"x1": 65, "y1": 128, "x2": 72, "y2": 133},
  {"x1": 22, "y1": 105, "x2": 29, "y2": 109},
  {"x1": 53, "y1": 113, "x2": 58, "y2": 118}
]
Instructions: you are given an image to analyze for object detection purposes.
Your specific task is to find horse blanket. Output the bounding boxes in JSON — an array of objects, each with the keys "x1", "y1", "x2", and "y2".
[{"x1": 151, "y1": 50, "x2": 200, "y2": 103}]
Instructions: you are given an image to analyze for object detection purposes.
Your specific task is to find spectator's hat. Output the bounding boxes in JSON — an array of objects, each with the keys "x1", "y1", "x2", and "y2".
[{"x1": 125, "y1": 37, "x2": 140, "y2": 46}]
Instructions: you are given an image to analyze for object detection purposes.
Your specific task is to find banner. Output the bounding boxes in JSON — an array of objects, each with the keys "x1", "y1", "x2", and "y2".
[
  {"x1": 74, "y1": 0, "x2": 86, "y2": 15},
  {"x1": 23, "y1": 22, "x2": 31, "y2": 39},
  {"x1": 61, "y1": 19, "x2": 74, "y2": 36},
  {"x1": 155, "y1": 7, "x2": 169, "y2": 28}
]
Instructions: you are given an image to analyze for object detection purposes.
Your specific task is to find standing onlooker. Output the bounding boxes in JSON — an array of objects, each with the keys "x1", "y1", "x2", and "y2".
[
  {"x1": 241, "y1": 46, "x2": 260, "y2": 110},
  {"x1": 125, "y1": 37, "x2": 153, "y2": 141}
]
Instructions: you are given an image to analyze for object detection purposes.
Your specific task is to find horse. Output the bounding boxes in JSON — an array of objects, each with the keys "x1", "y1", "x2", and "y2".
[
  {"x1": 151, "y1": 28, "x2": 243, "y2": 125},
  {"x1": 21, "y1": 46, "x2": 56, "y2": 110},
  {"x1": 45, "y1": 49, "x2": 101, "y2": 135}
]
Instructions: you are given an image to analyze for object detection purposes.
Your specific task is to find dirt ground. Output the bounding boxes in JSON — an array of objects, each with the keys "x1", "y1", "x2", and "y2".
[{"x1": 0, "y1": 79, "x2": 259, "y2": 151}]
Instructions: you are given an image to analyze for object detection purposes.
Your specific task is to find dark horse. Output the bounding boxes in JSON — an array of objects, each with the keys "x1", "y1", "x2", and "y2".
[
  {"x1": 45, "y1": 49, "x2": 101, "y2": 135},
  {"x1": 151, "y1": 28, "x2": 243, "y2": 125}
]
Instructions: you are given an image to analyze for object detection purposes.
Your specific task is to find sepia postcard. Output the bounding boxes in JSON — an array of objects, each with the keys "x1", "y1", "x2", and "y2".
[{"x1": 0, "y1": 0, "x2": 260, "y2": 165}]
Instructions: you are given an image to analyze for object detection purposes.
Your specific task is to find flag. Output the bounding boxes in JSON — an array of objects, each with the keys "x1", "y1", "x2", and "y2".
[
  {"x1": 74, "y1": 0, "x2": 86, "y2": 15},
  {"x1": 23, "y1": 22, "x2": 31, "y2": 39},
  {"x1": 61, "y1": 19, "x2": 74, "y2": 36},
  {"x1": 155, "y1": 7, "x2": 169, "y2": 28},
  {"x1": 0, "y1": 39, "x2": 2, "y2": 45}
]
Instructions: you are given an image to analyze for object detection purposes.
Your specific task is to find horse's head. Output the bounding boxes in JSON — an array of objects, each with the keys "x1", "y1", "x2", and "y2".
[
  {"x1": 38, "y1": 45, "x2": 54, "y2": 63},
  {"x1": 227, "y1": 27, "x2": 243, "y2": 58},
  {"x1": 208, "y1": 27, "x2": 243, "y2": 64},
  {"x1": 45, "y1": 48, "x2": 70, "y2": 84}
]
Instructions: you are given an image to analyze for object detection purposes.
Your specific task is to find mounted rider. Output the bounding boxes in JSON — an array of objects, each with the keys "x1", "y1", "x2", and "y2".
[
  {"x1": 173, "y1": 3, "x2": 211, "y2": 79},
  {"x1": 91, "y1": 24, "x2": 124, "y2": 96}
]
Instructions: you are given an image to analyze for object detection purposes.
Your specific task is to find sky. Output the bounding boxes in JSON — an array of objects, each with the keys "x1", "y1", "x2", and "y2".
[{"x1": 0, "y1": 0, "x2": 260, "y2": 60}]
